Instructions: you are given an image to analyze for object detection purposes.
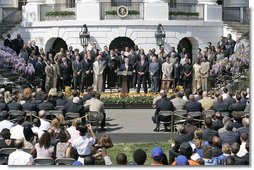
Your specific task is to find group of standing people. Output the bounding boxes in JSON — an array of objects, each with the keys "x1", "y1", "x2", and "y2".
[{"x1": 4, "y1": 33, "x2": 239, "y2": 94}]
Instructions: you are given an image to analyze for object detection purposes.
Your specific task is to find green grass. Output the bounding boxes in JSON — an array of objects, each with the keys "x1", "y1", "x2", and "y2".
[{"x1": 107, "y1": 141, "x2": 173, "y2": 165}]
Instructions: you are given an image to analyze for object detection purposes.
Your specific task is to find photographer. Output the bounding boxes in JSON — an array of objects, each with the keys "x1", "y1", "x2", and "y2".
[{"x1": 71, "y1": 124, "x2": 96, "y2": 165}]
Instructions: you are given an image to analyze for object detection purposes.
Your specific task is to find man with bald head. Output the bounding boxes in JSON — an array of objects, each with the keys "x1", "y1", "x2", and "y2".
[
  {"x1": 212, "y1": 136, "x2": 223, "y2": 157},
  {"x1": 8, "y1": 139, "x2": 33, "y2": 165},
  {"x1": 199, "y1": 91, "x2": 213, "y2": 111},
  {"x1": 184, "y1": 94, "x2": 202, "y2": 112},
  {"x1": 237, "y1": 117, "x2": 249, "y2": 135},
  {"x1": 38, "y1": 110, "x2": 51, "y2": 131}
]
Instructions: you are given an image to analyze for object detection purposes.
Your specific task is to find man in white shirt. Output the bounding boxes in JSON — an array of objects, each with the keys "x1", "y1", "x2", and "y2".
[
  {"x1": 72, "y1": 124, "x2": 96, "y2": 164},
  {"x1": 31, "y1": 118, "x2": 44, "y2": 138},
  {"x1": 38, "y1": 110, "x2": 51, "y2": 131},
  {"x1": 0, "y1": 112, "x2": 14, "y2": 132},
  {"x1": 8, "y1": 139, "x2": 34, "y2": 165},
  {"x1": 10, "y1": 116, "x2": 24, "y2": 140},
  {"x1": 237, "y1": 132, "x2": 248, "y2": 157}
]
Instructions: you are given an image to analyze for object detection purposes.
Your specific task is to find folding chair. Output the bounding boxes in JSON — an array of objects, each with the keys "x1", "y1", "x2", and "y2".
[
  {"x1": 157, "y1": 111, "x2": 174, "y2": 132},
  {"x1": 0, "y1": 111, "x2": 7, "y2": 121},
  {"x1": 66, "y1": 112, "x2": 80, "y2": 120},
  {"x1": 174, "y1": 110, "x2": 187, "y2": 124},
  {"x1": 220, "y1": 111, "x2": 230, "y2": 117},
  {"x1": 8, "y1": 110, "x2": 22, "y2": 119},
  {"x1": 55, "y1": 158, "x2": 76, "y2": 165},
  {"x1": 55, "y1": 106, "x2": 64, "y2": 111},
  {"x1": 86, "y1": 111, "x2": 100, "y2": 133},
  {"x1": 24, "y1": 111, "x2": 37, "y2": 122},
  {"x1": 49, "y1": 110, "x2": 63, "y2": 119},
  {"x1": 188, "y1": 111, "x2": 202, "y2": 127},
  {"x1": 33, "y1": 158, "x2": 55, "y2": 165},
  {"x1": 0, "y1": 148, "x2": 16, "y2": 164},
  {"x1": 202, "y1": 110, "x2": 215, "y2": 119}
]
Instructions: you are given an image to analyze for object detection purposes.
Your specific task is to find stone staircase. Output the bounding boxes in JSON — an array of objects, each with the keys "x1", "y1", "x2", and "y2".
[{"x1": 223, "y1": 21, "x2": 249, "y2": 40}]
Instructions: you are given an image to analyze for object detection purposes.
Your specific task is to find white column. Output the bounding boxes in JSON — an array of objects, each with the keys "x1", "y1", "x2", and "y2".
[
  {"x1": 76, "y1": 0, "x2": 100, "y2": 20},
  {"x1": 198, "y1": 0, "x2": 222, "y2": 21},
  {"x1": 0, "y1": 8, "x2": 2, "y2": 23},
  {"x1": 143, "y1": 0, "x2": 168, "y2": 20},
  {"x1": 23, "y1": 0, "x2": 45, "y2": 22}
]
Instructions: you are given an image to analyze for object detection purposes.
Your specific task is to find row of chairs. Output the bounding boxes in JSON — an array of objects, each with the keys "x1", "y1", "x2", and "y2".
[
  {"x1": 157, "y1": 110, "x2": 248, "y2": 132},
  {"x1": 0, "y1": 148, "x2": 76, "y2": 165}
]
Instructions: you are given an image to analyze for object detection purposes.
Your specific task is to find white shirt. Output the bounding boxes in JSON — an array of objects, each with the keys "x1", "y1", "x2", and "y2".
[
  {"x1": 72, "y1": 136, "x2": 95, "y2": 163},
  {"x1": 222, "y1": 93, "x2": 228, "y2": 99},
  {"x1": 31, "y1": 126, "x2": 44, "y2": 138},
  {"x1": 0, "y1": 120, "x2": 14, "y2": 132},
  {"x1": 237, "y1": 142, "x2": 248, "y2": 157},
  {"x1": 66, "y1": 126, "x2": 81, "y2": 144},
  {"x1": 10, "y1": 124, "x2": 24, "y2": 139},
  {"x1": 8, "y1": 149, "x2": 34, "y2": 165},
  {"x1": 39, "y1": 118, "x2": 51, "y2": 131}
]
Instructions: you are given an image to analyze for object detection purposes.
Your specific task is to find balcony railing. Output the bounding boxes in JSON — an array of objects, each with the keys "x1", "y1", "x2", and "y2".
[
  {"x1": 100, "y1": 2, "x2": 144, "y2": 20},
  {"x1": 40, "y1": 3, "x2": 76, "y2": 21},
  {"x1": 223, "y1": 7, "x2": 249, "y2": 23},
  {"x1": 168, "y1": 3, "x2": 204, "y2": 20}
]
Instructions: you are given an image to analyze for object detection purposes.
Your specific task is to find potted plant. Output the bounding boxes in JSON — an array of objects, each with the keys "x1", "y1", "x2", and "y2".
[
  {"x1": 124, "y1": 96, "x2": 153, "y2": 109},
  {"x1": 169, "y1": 11, "x2": 199, "y2": 20},
  {"x1": 45, "y1": 11, "x2": 76, "y2": 20},
  {"x1": 101, "y1": 96, "x2": 125, "y2": 109}
]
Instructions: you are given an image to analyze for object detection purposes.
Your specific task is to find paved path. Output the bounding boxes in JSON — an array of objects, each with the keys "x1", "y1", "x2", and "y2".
[{"x1": 96, "y1": 109, "x2": 176, "y2": 143}]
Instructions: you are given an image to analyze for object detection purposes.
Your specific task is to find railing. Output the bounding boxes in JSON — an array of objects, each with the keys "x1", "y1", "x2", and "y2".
[
  {"x1": 100, "y1": 2, "x2": 144, "y2": 20},
  {"x1": 168, "y1": 3, "x2": 204, "y2": 20},
  {"x1": 243, "y1": 7, "x2": 249, "y2": 24},
  {"x1": 40, "y1": 3, "x2": 76, "y2": 21}
]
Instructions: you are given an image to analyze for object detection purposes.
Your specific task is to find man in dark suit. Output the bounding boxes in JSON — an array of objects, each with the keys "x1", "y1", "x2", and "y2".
[
  {"x1": 83, "y1": 86, "x2": 93, "y2": 103},
  {"x1": 80, "y1": 52, "x2": 93, "y2": 92},
  {"x1": 128, "y1": 50, "x2": 138, "y2": 88},
  {"x1": 149, "y1": 56, "x2": 160, "y2": 92},
  {"x1": 184, "y1": 94, "x2": 202, "y2": 112},
  {"x1": 119, "y1": 58, "x2": 133, "y2": 93},
  {"x1": 212, "y1": 112, "x2": 224, "y2": 131},
  {"x1": 22, "y1": 96, "x2": 37, "y2": 112},
  {"x1": 168, "y1": 125, "x2": 193, "y2": 164},
  {"x1": 136, "y1": 55, "x2": 148, "y2": 94},
  {"x1": 37, "y1": 94, "x2": 54, "y2": 111},
  {"x1": 13, "y1": 34, "x2": 24, "y2": 55},
  {"x1": 223, "y1": 92, "x2": 236, "y2": 107},
  {"x1": 173, "y1": 57, "x2": 182, "y2": 87},
  {"x1": 202, "y1": 117, "x2": 218, "y2": 144},
  {"x1": 228, "y1": 94, "x2": 246, "y2": 112},
  {"x1": 212, "y1": 96, "x2": 229, "y2": 112},
  {"x1": 72, "y1": 55, "x2": 81, "y2": 90},
  {"x1": 211, "y1": 136, "x2": 223, "y2": 157},
  {"x1": 31, "y1": 40, "x2": 40, "y2": 56},
  {"x1": 153, "y1": 92, "x2": 174, "y2": 132},
  {"x1": 90, "y1": 42, "x2": 99, "y2": 61},
  {"x1": 63, "y1": 97, "x2": 85, "y2": 117},
  {"x1": 7, "y1": 96, "x2": 22, "y2": 111},
  {"x1": 219, "y1": 120, "x2": 240, "y2": 145},
  {"x1": 4, "y1": 33, "x2": 15, "y2": 50},
  {"x1": 55, "y1": 92, "x2": 68, "y2": 107},
  {"x1": 60, "y1": 57, "x2": 72, "y2": 89},
  {"x1": 231, "y1": 143, "x2": 246, "y2": 165}
]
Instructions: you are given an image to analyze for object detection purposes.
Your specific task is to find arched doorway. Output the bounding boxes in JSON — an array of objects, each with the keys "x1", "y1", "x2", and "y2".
[
  {"x1": 45, "y1": 37, "x2": 68, "y2": 56},
  {"x1": 177, "y1": 37, "x2": 193, "y2": 60},
  {"x1": 109, "y1": 37, "x2": 135, "y2": 51}
]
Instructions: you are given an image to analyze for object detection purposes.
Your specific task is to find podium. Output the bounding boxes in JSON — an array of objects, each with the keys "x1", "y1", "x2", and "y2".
[{"x1": 117, "y1": 71, "x2": 133, "y2": 94}]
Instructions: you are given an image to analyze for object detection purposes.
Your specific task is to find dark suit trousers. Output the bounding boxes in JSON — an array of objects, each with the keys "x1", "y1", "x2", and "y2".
[
  {"x1": 73, "y1": 76, "x2": 81, "y2": 90},
  {"x1": 101, "y1": 112, "x2": 106, "y2": 128},
  {"x1": 137, "y1": 75, "x2": 147, "y2": 93},
  {"x1": 80, "y1": 75, "x2": 88, "y2": 92}
]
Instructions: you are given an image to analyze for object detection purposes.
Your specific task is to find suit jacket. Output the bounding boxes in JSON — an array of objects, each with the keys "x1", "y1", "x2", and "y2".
[
  {"x1": 72, "y1": 60, "x2": 81, "y2": 78},
  {"x1": 37, "y1": 101, "x2": 54, "y2": 111},
  {"x1": 162, "y1": 62, "x2": 173, "y2": 79},
  {"x1": 80, "y1": 59, "x2": 92, "y2": 77},
  {"x1": 228, "y1": 102, "x2": 245, "y2": 112},
  {"x1": 119, "y1": 64, "x2": 133, "y2": 72},
  {"x1": 171, "y1": 97, "x2": 186, "y2": 110},
  {"x1": 155, "y1": 98, "x2": 174, "y2": 115},
  {"x1": 55, "y1": 98, "x2": 68, "y2": 107},
  {"x1": 200, "y1": 61, "x2": 210, "y2": 78},
  {"x1": 35, "y1": 61, "x2": 45, "y2": 79},
  {"x1": 128, "y1": 54, "x2": 138, "y2": 68},
  {"x1": 0, "y1": 102, "x2": 7, "y2": 111},
  {"x1": 223, "y1": 97, "x2": 236, "y2": 107},
  {"x1": 93, "y1": 60, "x2": 105, "y2": 76},
  {"x1": 22, "y1": 101, "x2": 37, "y2": 112},
  {"x1": 202, "y1": 128, "x2": 218, "y2": 144},
  {"x1": 136, "y1": 61, "x2": 148, "y2": 75},
  {"x1": 182, "y1": 63, "x2": 192, "y2": 80},
  {"x1": 64, "y1": 101, "x2": 85, "y2": 116},
  {"x1": 232, "y1": 155, "x2": 246, "y2": 165},
  {"x1": 83, "y1": 93, "x2": 92, "y2": 103},
  {"x1": 149, "y1": 62, "x2": 160, "y2": 78},
  {"x1": 90, "y1": 48, "x2": 99, "y2": 61},
  {"x1": 219, "y1": 131, "x2": 240, "y2": 145},
  {"x1": 184, "y1": 100, "x2": 202, "y2": 112},
  {"x1": 212, "y1": 119, "x2": 224, "y2": 131},
  {"x1": 212, "y1": 101, "x2": 228, "y2": 112},
  {"x1": 45, "y1": 65, "x2": 53, "y2": 81},
  {"x1": 7, "y1": 102, "x2": 22, "y2": 111},
  {"x1": 60, "y1": 62, "x2": 72, "y2": 79},
  {"x1": 173, "y1": 62, "x2": 182, "y2": 79}
]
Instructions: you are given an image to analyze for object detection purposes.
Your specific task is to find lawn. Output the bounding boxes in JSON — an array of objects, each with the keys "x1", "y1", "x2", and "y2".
[{"x1": 106, "y1": 141, "x2": 173, "y2": 165}]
